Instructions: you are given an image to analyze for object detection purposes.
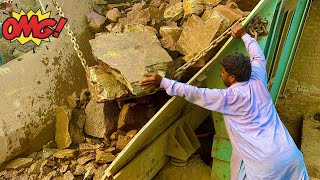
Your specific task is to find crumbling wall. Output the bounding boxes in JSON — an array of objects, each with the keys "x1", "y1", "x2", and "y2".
[{"x1": 0, "y1": 0, "x2": 96, "y2": 167}]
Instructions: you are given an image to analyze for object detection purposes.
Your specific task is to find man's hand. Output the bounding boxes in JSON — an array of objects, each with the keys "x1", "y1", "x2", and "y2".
[
  {"x1": 140, "y1": 73, "x2": 163, "y2": 86},
  {"x1": 231, "y1": 24, "x2": 247, "y2": 38}
]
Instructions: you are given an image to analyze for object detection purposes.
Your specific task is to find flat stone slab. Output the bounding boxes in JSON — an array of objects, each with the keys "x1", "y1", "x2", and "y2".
[{"x1": 89, "y1": 32, "x2": 174, "y2": 96}]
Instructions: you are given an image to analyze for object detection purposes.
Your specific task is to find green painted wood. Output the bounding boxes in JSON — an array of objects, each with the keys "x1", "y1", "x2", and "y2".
[
  {"x1": 211, "y1": 136, "x2": 232, "y2": 162},
  {"x1": 270, "y1": 0, "x2": 312, "y2": 104}
]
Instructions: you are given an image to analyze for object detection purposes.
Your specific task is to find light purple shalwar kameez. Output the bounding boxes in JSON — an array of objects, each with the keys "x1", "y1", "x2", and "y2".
[{"x1": 160, "y1": 34, "x2": 308, "y2": 180}]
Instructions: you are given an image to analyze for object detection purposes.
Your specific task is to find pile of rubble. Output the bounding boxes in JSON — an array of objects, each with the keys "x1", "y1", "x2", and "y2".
[
  {"x1": 0, "y1": 88, "x2": 169, "y2": 179},
  {"x1": 86, "y1": 0, "x2": 247, "y2": 101}
]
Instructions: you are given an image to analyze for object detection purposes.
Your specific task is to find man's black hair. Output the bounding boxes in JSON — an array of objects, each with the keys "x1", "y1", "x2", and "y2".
[{"x1": 220, "y1": 52, "x2": 252, "y2": 82}]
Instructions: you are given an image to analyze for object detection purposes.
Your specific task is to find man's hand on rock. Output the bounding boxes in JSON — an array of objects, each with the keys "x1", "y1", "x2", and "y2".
[
  {"x1": 140, "y1": 73, "x2": 163, "y2": 86},
  {"x1": 231, "y1": 24, "x2": 247, "y2": 38}
]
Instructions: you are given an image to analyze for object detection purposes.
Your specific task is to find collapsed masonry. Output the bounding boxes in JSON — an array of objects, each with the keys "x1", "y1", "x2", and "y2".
[{"x1": 0, "y1": 0, "x2": 249, "y2": 179}]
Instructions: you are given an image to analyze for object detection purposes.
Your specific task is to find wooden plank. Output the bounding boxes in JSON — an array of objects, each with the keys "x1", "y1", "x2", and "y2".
[{"x1": 108, "y1": 104, "x2": 210, "y2": 180}]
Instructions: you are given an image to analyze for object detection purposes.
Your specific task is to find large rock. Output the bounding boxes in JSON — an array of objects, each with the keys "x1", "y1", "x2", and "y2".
[
  {"x1": 84, "y1": 100, "x2": 120, "y2": 138},
  {"x1": 149, "y1": 3, "x2": 167, "y2": 24},
  {"x1": 160, "y1": 24, "x2": 182, "y2": 51},
  {"x1": 86, "y1": 11, "x2": 107, "y2": 33},
  {"x1": 89, "y1": 32, "x2": 174, "y2": 96},
  {"x1": 177, "y1": 12, "x2": 230, "y2": 55},
  {"x1": 126, "y1": 2, "x2": 151, "y2": 25},
  {"x1": 164, "y1": 2, "x2": 184, "y2": 22},
  {"x1": 202, "y1": 0, "x2": 220, "y2": 9},
  {"x1": 213, "y1": 4, "x2": 243, "y2": 24},
  {"x1": 183, "y1": 0, "x2": 203, "y2": 17},
  {"x1": 301, "y1": 113, "x2": 320, "y2": 178},
  {"x1": 106, "y1": 8, "x2": 121, "y2": 23},
  {"x1": 123, "y1": 24, "x2": 158, "y2": 34},
  {"x1": 87, "y1": 66, "x2": 130, "y2": 102},
  {"x1": 55, "y1": 106, "x2": 72, "y2": 149}
]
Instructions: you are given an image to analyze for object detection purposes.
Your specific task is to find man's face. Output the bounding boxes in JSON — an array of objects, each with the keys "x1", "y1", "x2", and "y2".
[{"x1": 221, "y1": 67, "x2": 232, "y2": 87}]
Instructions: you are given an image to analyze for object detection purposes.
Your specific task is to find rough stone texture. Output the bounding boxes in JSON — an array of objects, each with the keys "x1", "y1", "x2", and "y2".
[
  {"x1": 4, "y1": 158, "x2": 33, "y2": 170},
  {"x1": 53, "y1": 149, "x2": 78, "y2": 159},
  {"x1": 87, "y1": 66, "x2": 130, "y2": 102},
  {"x1": 301, "y1": 114, "x2": 320, "y2": 178},
  {"x1": 84, "y1": 100, "x2": 120, "y2": 138},
  {"x1": 177, "y1": 12, "x2": 230, "y2": 55},
  {"x1": 126, "y1": 2, "x2": 151, "y2": 25},
  {"x1": 72, "y1": 110, "x2": 86, "y2": 130},
  {"x1": 89, "y1": 32, "x2": 174, "y2": 95},
  {"x1": 164, "y1": 2, "x2": 184, "y2": 22},
  {"x1": 69, "y1": 120, "x2": 86, "y2": 145},
  {"x1": 118, "y1": 103, "x2": 149, "y2": 131},
  {"x1": 67, "y1": 92, "x2": 79, "y2": 109},
  {"x1": 95, "y1": 150, "x2": 116, "y2": 164},
  {"x1": 77, "y1": 154, "x2": 95, "y2": 165},
  {"x1": 149, "y1": 3, "x2": 167, "y2": 24},
  {"x1": 0, "y1": 0, "x2": 96, "y2": 167},
  {"x1": 123, "y1": 24, "x2": 158, "y2": 34},
  {"x1": 213, "y1": 4, "x2": 243, "y2": 24},
  {"x1": 29, "y1": 160, "x2": 43, "y2": 174},
  {"x1": 116, "y1": 135, "x2": 131, "y2": 151},
  {"x1": 79, "y1": 143, "x2": 101, "y2": 152},
  {"x1": 110, "y1": 130, "x2": 126, "y2": 141},
  {"x1": 160, "y1": 24, "x2": 182, "y2": 51},
  {"x1": 126, "y1": 129, "x2": 138, "y2": 139},
  {"x1": 106, "y1": 8, "x2": 121, "y2": 22},
  {"x1": 183, "y1": 0, "x2": 203, "y2": 17},
  {"x1": 55, "y1": 106, "x2": 72, "y2": 149},
  {"x1": 231, "y1": 0, "x2": 259, "y2": 11},
  {"x1": 86, "y1": 11, "x2": 107, "y2": 33},
  {"x1": 202, "y1": 0, "x2": 220, "y2": 9}
]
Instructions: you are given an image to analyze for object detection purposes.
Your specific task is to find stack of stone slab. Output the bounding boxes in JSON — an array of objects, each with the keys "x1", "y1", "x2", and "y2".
[{"x1": 86, "y1": 0, "x2": 245, "y2": 101}]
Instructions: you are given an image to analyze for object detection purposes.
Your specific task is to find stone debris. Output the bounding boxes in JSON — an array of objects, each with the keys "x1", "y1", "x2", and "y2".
[
  {"x1": 87, "y1": 66, "x2": 130, "y2": 102},
  {"x1": 86, "y1": 11, "x2": 107, "y2": 33},
  {"x1": 67, "y1": 92, "x2": 79, "y2": 109},
  {"x1": 84, "y1": 100, "x2": 120, "y2": 138},
  {"x1": 55, "y1": 106, "x2": 73, "y2": 149},
  {"x1": 106, "y1": 8, "x2": 121, "y2": 22},
  {"x1": 126, "y1": 129, "x2": 138, "y2": 139},
  {"x1": 183, "y1": 0, "x2": 204, "y2": 17},
  {"x1": 116, "y1": 135, "x2": 131, "y2": 151},
  {"x1": 164, "y1": 2, "x2": 184, "y2": 22},
  {"x1": 95, "y1": 150, "x2": 116, "y2": 164},
  {"x1": 160, "y1": 24, "x2": 182, "y2": 51},
  {"x1": 53, "y1": 149, "x2": 78, "y2": 159},
  {"x1": 110, "y1": 130, "x2": 127, "y2": 141},
  {"x1": 4, "y1": 158, "x2": 33, "y2": 170}
]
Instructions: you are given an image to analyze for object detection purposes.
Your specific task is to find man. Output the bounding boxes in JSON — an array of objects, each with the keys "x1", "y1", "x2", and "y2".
[{"x1": 140, "y1": 24, "x2": 308, "y2": 180}]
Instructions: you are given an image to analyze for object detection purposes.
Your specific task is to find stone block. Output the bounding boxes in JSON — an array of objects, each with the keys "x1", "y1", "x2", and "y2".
[
  {"x1": 89, "y1": 32, "x2": 174, "y2": 96},
  {"x1": 86, "y1": 11, "x2": 107, "y2": 33},
  {"x1": 84, "y1": 100, "x2": 120, "y2": 138},
  {"x1": 124, "y1": 24, "x2": 158, "y2": 34},
  {"x1": 177, "y1": 11, "x2": 230, "y2": 55},
  {"x1": 106, "y1": 8, "x2": 121, "y2": 23},
  {"x1": 53, "y1": 149, "x2": 78, "y2": 160},
  {"x1": 164, "y1": 2, "x2": 184, "y2": 22},
  {"x1": 127, "y1": 2, "x2": 151, "y2": 25},
  {"x1": 213, "y1": 4, "x2": 243, "y2": 24},
  {"x1": 183, "y1": 0, "x2": 203, "y2": 17},
  {"x1": 55, "y1": 106, "x2": 72, "y2": 149},
  {"x1": 4, "y1": 158, "x2": 33, "y2": 170},
  {"x1": 87, "y1": 66, "x2": 130, "y2": 102},
  {"x1": 160, "y1": 24, "x2": 182, "y2": 51},
  {"x1": 95, "y1": 150, "x2": 116, "y2": 164}
]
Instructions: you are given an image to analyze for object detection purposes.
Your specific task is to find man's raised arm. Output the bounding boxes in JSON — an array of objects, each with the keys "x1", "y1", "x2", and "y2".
[{"x1": 231, "y1": 24, "x2": 268, "y2": 86}]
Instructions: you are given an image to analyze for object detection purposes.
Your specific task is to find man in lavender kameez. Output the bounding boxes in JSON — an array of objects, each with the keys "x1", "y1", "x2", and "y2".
[{"x1": 140, "y1": 24, "x2": 308, "y2": 180}]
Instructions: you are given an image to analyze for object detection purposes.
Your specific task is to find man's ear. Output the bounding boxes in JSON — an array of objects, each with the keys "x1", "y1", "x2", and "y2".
[{"x1": 229, "y1": 75, "x2": 236, "y2": 83}]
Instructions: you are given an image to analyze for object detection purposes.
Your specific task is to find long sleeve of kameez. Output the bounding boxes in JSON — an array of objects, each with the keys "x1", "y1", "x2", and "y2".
[
  {"x1": 160, "y1": 77, "x2": 229, "y2": 114},
  {"x1": 242, "y1": 34, "x2": 268, "y2": 86}
]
